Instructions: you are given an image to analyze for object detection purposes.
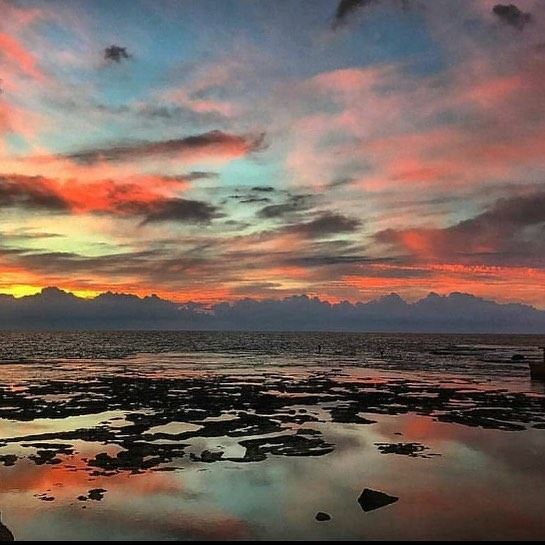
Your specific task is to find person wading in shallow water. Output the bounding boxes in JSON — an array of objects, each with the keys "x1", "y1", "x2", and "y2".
[{"x1": 0, "y1": 512, "x2": 14, "y2": 541}]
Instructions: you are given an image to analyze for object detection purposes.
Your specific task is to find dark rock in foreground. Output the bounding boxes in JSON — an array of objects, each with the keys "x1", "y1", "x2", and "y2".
[
  {"x1": 88, "y1": 488, "x2": 107, "y2": 501},
  {"x1": 358, "y1": 488, "x2": 399, "y2": 512},
  {"x1": 0, "y1": 518, "x2": 14, "y2": 542},
  {"x1": 315, "y1": 512, "x2": 331, "y2": 521}
]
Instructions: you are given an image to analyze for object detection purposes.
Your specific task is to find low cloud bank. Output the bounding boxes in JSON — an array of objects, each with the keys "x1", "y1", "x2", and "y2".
[{"x1": 1, "y1": 288, "x2": 544, "y2": 333}]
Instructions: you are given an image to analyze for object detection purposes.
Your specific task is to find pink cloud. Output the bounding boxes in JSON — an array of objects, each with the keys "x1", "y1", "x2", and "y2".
[{"x1": 0, "y1": 32, "x2": 46, "y2": 83}]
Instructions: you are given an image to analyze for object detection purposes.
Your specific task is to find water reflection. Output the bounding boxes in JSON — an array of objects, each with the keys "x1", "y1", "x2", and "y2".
[
  {"x1": 0, "y1": 408, "x2": 544, "y2": 540},
  {"x1": 1, "y1": 344, "x2": 545, "y2": 540}
]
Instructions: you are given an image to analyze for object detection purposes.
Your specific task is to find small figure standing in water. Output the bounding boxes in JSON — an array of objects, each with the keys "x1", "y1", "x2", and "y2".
[
  {"x1": 317, "y1": 344, "x2": 322, "y2": 354},
  {"x1": 0, "y1": 511, "x2": 14, "y2": 541}
]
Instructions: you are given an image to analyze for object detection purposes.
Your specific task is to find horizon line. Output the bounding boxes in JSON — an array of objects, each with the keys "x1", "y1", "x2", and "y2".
[{"x1": 2, "y1": 285, "x2": 543, "y2": 312}]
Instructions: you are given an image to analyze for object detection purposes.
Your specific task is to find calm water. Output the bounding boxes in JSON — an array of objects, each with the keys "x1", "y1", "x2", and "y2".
[{"x1": 0, "y1": 332, "x2": 544, "y2": 540}]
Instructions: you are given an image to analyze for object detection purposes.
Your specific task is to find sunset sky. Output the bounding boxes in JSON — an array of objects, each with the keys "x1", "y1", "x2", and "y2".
[{"x1": 1, "y1": 0, "x2": 544, "y2": 307}]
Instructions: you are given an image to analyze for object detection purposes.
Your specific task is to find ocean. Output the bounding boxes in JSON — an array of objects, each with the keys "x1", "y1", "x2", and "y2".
[{"x1": 0, "y1": 331, "x2": 544, "y2": 540}]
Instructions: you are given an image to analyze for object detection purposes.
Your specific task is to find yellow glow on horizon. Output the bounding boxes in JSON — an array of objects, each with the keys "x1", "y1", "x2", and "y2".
[
  {"x1": 0, "y1": 285, "x2": 100, "y2": 299},
  {"x1": 0, "y1": 285, "x2": 42, "y2": 298},
  {"x1": 68, "y1": 289, "x2": 101, "y2": 299}
]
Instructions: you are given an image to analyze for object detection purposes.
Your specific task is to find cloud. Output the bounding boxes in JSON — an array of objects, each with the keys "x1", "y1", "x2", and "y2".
[
  {"x1": 104, "y1": 44, "x2": 130, "y2": 63},
  {"x1": 256, "y1": 194, "x2": 314, "y2": 219},
  {"x1": 63, "y1": 130, "x2": 266, "y2": 165},
  {"x1": 183, "y1": 171, "x2": 219, "y2": 181},
  {"x1": 0, "y1": 229, "x2": 63, "y2": 241},
  {"x1": 238, "y1": 197, "x2": 271, "y2": 204},
  {"x1": 150, "y1": 171, "x2": 219, "y2": 185},
  {"x1": 328, "y1": 177, "x2": 356, "y2": 188},
  {"x1": 375, "y1": 189, "x2": 545, "y2": 263},
  {"x1": 333, "y1": 0, "x2": 377, "y2": 28},
  {"x1": 289, "y1": 212, "x2": 361, "y2": 238},
  {"x1": 332, "y1": 0, "x2": 416, "y2": 28},
  {"x1": 0, "y1": 174, "x2": 69, "y2": 211},
  {"x1": 0, "y1": 173, "x2": 218, "y2": 224},
  {"x1": 333, "y1": 1, "x2": 531, "y2": 33},
  {"x1": 0, "y1": 31, "x2": 45, "y2": 82},
  {"x1": 492, "y1": 4, "x2": 532, "y2": 30},
  {"x1": 1, "y1": 286, "x2": 544, "y2": 332},
  {"x1": 136, "y1": 198, "x2": 219, "y2": 224}
]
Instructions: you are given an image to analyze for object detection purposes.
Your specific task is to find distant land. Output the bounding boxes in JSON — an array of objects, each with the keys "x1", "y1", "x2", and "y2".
[{"x1": 0, "y1": 287, "x2": 544, "y2": 333}]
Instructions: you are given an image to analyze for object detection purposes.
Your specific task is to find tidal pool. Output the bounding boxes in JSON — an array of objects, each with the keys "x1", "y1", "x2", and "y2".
[{"x1": 1, "y1": 333, "x2": 544, "y2": 540}]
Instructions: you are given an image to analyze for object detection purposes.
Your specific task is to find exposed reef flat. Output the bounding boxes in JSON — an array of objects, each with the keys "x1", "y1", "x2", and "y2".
[{"x1": 1, "y1": 370, "x2": 544, "y2": 480}]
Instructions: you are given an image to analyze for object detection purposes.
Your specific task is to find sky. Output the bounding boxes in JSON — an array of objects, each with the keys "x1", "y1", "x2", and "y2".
[{"x1": 0, "y1": 0, "x2": 544, "y2": 308}]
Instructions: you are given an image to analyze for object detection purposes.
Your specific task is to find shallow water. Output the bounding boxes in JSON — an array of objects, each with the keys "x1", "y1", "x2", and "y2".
[{"x1": 0, "y1": 332, "x2": 544, "y2": 540}]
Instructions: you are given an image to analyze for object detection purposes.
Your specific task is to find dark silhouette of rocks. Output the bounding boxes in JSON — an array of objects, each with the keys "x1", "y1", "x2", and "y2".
[
  {"x1": 374, "y1": 442, "x2": 439, "y2": 458},
  {"x1": 87, "y1": 489, "x2": 107, "y2": 501},
  {"x1": 1, "y1": 371, "x2": 544, "y2": 479},
  {"x1": 0, "y1": 513, "x2": 14, "y2": 541},
  {"x1": 358, "y1": 488, "x2": 399, "y2": 512},
  {"x1": 315, "y1": 512, "x2": 331, "y2": 521},
  {"x1": 0, "y1": 455, "x2": 17, "y2": 467}
]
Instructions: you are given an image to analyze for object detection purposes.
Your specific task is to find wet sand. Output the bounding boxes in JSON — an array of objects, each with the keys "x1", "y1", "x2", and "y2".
[{"x1": 1, "y1": 351, "x2": 545, "y2": 540}]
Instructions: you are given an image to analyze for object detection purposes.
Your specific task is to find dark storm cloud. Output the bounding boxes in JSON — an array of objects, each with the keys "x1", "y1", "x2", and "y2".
[
  {"x1": 492, "y1": 4, "x2": 532, "y2": 29},
  {"x1": 63, "y1": 130, "x2": 266, "y2": 165},
  {"x1": 0, "y1": 175, "x2": 69, "y2": 212},
  {"x1": 104, "y1": 45, "x2": 131, "y2": 63},
  {"x1": 289, "y1": 212, "x2": 361, "y2": 238}
]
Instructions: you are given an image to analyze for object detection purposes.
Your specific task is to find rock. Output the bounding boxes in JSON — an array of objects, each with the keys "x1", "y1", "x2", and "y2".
[
  {"x1": 200, "y1": 450, "x2": 224, "y2": 463},
  {"x1": 315, "y1": 512, "x2": 331, "y2": 521},
  {"x1": 0, "y1": 454, "x2": 17, "y2": 467},
  {"x1": 29, "y1": 450, "x2": 62, "y2": 465},
  {"x1": 374, "y1": 442, "x2": 438, "y2": 458},
  {"x1": 358, "y1": 488, "x2": 399, "y2": 512},
  {"x1": 88, "y1": 488, "x2": 107, "y2": 501},
  {"x1": 0, "y1": 516, "x2": 14, "y2": 542},
  {"x1": 330, "y1": 406, "x2": 376, "y2": 424},
  {"x1": 35, "y1": 494, "x2": 55, "y2": 502}
]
